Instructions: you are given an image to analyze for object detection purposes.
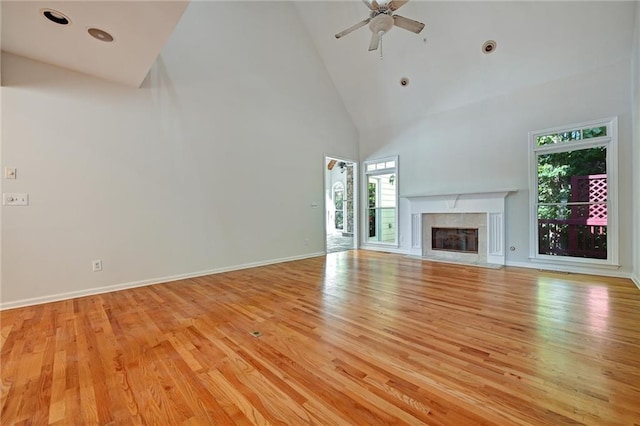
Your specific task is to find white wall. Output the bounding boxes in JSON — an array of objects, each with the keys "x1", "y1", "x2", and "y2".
[
  {"x1": 360, "y1": 59, "x2": 634, "y2": 276},
  {"x1": 0, "y1": 2, "x2": 358, "y2": 308},
  {"x1": 0, "y1": 1, "x2": 3, "y2": 304},
  {"x1": 633, "y1": 1, "x2": 640, "y2": 287}
]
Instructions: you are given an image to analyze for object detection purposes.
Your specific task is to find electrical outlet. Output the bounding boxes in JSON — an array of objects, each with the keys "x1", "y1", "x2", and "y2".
[
  {"x1": 92, "y1": 259, "x2": 103, "y2": 272},
  {"x1": 3, "y1": 193, "x2": 28, "y2": 206}
]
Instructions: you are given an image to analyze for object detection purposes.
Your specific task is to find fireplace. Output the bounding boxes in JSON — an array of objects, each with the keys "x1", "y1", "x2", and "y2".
[
  {"x1": 432, "y1": 227, "x2": 479, "y2": 253},
  {"x1": 403, "y1": 191, "x2": 513, "y2": 265},
  {"x1": 423, "y1": 213, "x2": 486, "y2": 263}
]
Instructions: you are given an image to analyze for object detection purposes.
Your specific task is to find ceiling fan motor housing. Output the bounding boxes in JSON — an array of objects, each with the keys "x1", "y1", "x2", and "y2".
[{"x1": 369, "y1": 13, "x2": 394, "y2": 35}]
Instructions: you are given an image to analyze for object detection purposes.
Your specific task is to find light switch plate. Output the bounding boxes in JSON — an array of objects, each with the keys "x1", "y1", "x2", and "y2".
[
  {"x1": 3, "y1": 193, "x2": 29, "y2": 206},
  {"x1": 4, "y1": 167, "x2": 16, "y2": 179}
]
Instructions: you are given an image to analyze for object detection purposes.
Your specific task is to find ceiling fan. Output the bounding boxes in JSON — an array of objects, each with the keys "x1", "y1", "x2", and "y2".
[{"x1": 335, "y1": 0, "x2": 425, "y2": 53}]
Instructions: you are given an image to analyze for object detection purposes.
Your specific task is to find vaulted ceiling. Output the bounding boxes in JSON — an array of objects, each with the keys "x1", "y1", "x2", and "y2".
[
  {"x1": 294, "y1": 1, "x2": 637, "y2": 132},
  {"x1": 2, "y1": 1, "x2": 637, "y2": 133},
  {"x1": 1, "y1": 1, "x2": 188, "y2": 87}
]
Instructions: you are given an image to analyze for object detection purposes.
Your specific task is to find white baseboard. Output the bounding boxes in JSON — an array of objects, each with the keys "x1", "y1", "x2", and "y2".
[
  {"x1": 505, "y1": 260, "x2": 633, "y2": 280},
  {"x1": 0, "y1": 252, "x2": 325, "y2": 311},
  {"x1": 632, "y1": 274, "x2": 640, "y2": 290},
  {"x1": 359, "y1": 244, "x2": 406, "y2": 255},
  {"x1": 365, "y1": 249, "x2": 635, "y2": 281}
]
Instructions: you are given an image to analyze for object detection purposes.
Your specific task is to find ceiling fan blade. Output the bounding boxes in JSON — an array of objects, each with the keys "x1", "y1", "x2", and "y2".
[
  {"x1": 335, "y1": 18, "x2": 371, "y2": 39},
  {"x1": 388, "y1": 0, "x2": 409, "y2": 11},
  {"x1": 392, "y1": 14, "x2": 425, "y2": 34},
  {"x1": 368, "y1": 31, "x2": 381, "y2": 51},
  {"x1": 362, "y1": 0, "x2": 380, "y2": 11}
]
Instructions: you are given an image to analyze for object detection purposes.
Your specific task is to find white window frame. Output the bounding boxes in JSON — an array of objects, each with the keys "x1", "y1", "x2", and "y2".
[
  {"x1": 363, "y1": 156, "x2": 399, "y2": 247},
  {"x1": 528, "y1": 117, "x2": 619, "y2": 267}
]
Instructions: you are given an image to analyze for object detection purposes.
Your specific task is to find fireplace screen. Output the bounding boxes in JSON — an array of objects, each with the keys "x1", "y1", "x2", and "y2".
[{"x1": 432, "y1": 228, "x2": 479, "y2": 253}]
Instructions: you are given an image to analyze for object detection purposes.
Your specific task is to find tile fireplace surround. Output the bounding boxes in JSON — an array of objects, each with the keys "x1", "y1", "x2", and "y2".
[{"x1": 403, "y1": 191, "x2": 514, "y2": 266}]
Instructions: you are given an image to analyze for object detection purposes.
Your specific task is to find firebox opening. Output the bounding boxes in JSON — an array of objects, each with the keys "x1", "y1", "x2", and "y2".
[{"x1": 432, "y1": 227, "x2": 479, "y2": 254}]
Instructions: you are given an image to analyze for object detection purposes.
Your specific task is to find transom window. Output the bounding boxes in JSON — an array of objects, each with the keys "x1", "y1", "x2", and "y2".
[
  {"x1": 366, "y1": 160, "x2": 396, "y2": 172},
  {"x1": 529, "y1": 118, "x2": 618, "y2": 266}
]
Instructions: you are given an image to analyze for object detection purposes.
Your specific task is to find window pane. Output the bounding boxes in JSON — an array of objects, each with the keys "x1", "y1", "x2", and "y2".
[
  {"x1": 335, "y1": 211, "x2": 344, "y2": 230},
  {"x1": 558, "y1": 131, "x2": 581, "y2": 142},
  {"x1": 368, "y1": 180, "x2": 377, "y2": 207},
  {"x1": 380, "y1": 174, "x2": 396, "y2": 207},
  {"x1": 537, "y1": 147, "x2": 606, "y2": 203},
  {"x1": 366, "y1": 164, "x2": 376, "y2": 172},
  {"x1": 385, "y1": 161, "x2": 396, "y2": 168},
  {"x1": 583, "y1": 126, "x2": 607, "y2": 139},
  {"x1": 537, "y1": 206, "x2": 607, "y2": 259},
  {"x1": 537, "y1": 126, "x2": 607, "y2": 146},
  {"x1": 367, "y1": 207, "x2": 396, "y2": 243},
  {"x1": 380, "y1": 207, "x2": 396, "y2": 242},
  {"x1": 537, "y1": 134, "x2": 558, "y2": 146},
  {"x1": 367, "y1": 173, "x2": 396, "y2": 244},
  {"x1": 368, "y1": 208, "x2": 377, "y2": 238}
]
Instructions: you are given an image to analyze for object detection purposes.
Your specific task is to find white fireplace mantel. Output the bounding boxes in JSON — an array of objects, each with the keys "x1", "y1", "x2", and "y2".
[{"x1": 402, "y1": 190, "x2": 516, "y2": 265}]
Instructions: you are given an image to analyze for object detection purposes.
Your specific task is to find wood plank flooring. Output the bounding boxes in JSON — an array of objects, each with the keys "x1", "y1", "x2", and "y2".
[{"x1": 2, "y1": 251, "x2": 640, "y2": 425}]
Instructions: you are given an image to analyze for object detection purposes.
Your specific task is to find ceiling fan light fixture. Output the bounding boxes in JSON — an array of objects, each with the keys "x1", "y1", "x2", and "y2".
[
  {"x1": 88, "y1": 28, "x2": 114, "y2": 43},
  {"x1": 41, "y1": 9, "x2": 71, "y2": 25},
  {"x1": 335, "y1": 0, "x2": 424, "y2": 52},
  {"x1": 369, "y1": 14, "x2": 394, "y2": 35}
]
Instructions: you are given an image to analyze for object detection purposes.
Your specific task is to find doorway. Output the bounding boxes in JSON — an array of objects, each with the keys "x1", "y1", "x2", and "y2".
[{"x1": 325, "y1": 156, "x2": 357, "y2": 253}]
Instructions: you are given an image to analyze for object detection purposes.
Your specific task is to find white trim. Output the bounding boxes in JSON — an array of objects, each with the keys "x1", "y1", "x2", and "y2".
[
  {"x1": 632, "y1": 274, "x2": 640, "y2": 290},
  {"x1": 411, "y1": 214, "x2": 421, "y2": 249},
  {"x1": 360, "y1": 245, "x2": 405, "y2": 255},
  {"x1": 402, "y1": 190, "x2": 516, "y2": 199},
  {"x1": 362, "y1": 155, "x2": 399, "y2": 247},
  {"x1": 530, "y1": 254, "x2": 619, "y2": 268},
  {"x1": 324, "y1": 154, "x2": 359, "y2": 252},
  {"x1": 506, "y1": 260, "x2": 632, "y2": 280},
  {"x1": 360, "y1": 249, "x2": 636, "y2": 283},
  {"x1": 488, "y1": 212, "x2": 504, "y2": 256},
  {"x1": 528, "y1": 116, "x2": 618, "y2": 266},
  {"x1": 531, "y1": 117, "x2": 616, "y2": 140},
  {"x1": 402, "y1": 191, "x2": 512, "y2": 265},
  {"x1": 0, "y1": 252, "x2": 325, "y2": 311}
]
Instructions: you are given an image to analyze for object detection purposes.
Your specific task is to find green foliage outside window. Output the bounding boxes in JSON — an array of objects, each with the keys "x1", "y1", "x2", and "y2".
[
  {"x1": 537, "y1": 147, "x2": 606, "y2": 219},
  {"x1": 536, "y1": 126, "x2": 606, "y2": 147}
]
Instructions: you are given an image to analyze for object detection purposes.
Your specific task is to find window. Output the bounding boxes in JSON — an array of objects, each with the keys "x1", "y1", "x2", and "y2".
[
  {"x1": 333, "y1": 182, "x2": 344, "y2": 230},
  {"x1": 529, "y1": 118, "x2": 618, "y2": 266},
  {"x1": 364, "y1": 157, "x2": 398, "y2": 245}
]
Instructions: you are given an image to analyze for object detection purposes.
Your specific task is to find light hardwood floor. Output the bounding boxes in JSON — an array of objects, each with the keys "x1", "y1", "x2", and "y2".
[{"x1": 2, "y1": 251, "x2": 640, "y2": 425}]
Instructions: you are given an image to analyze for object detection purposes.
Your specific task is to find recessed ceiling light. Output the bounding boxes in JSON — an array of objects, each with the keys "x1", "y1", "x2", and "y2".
[
  {"x1": 400, "y1": 77, "x2": 409, "y2": 87},
  {"x1": 41, "y1": 9, "x2": 70, "y2": 25},
  {"x1": 88, "y1": 28, "x2": 114, "y2": 43},
  {"x1": 482, "y1": 40, "x2": 497, "y2": 54}
]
